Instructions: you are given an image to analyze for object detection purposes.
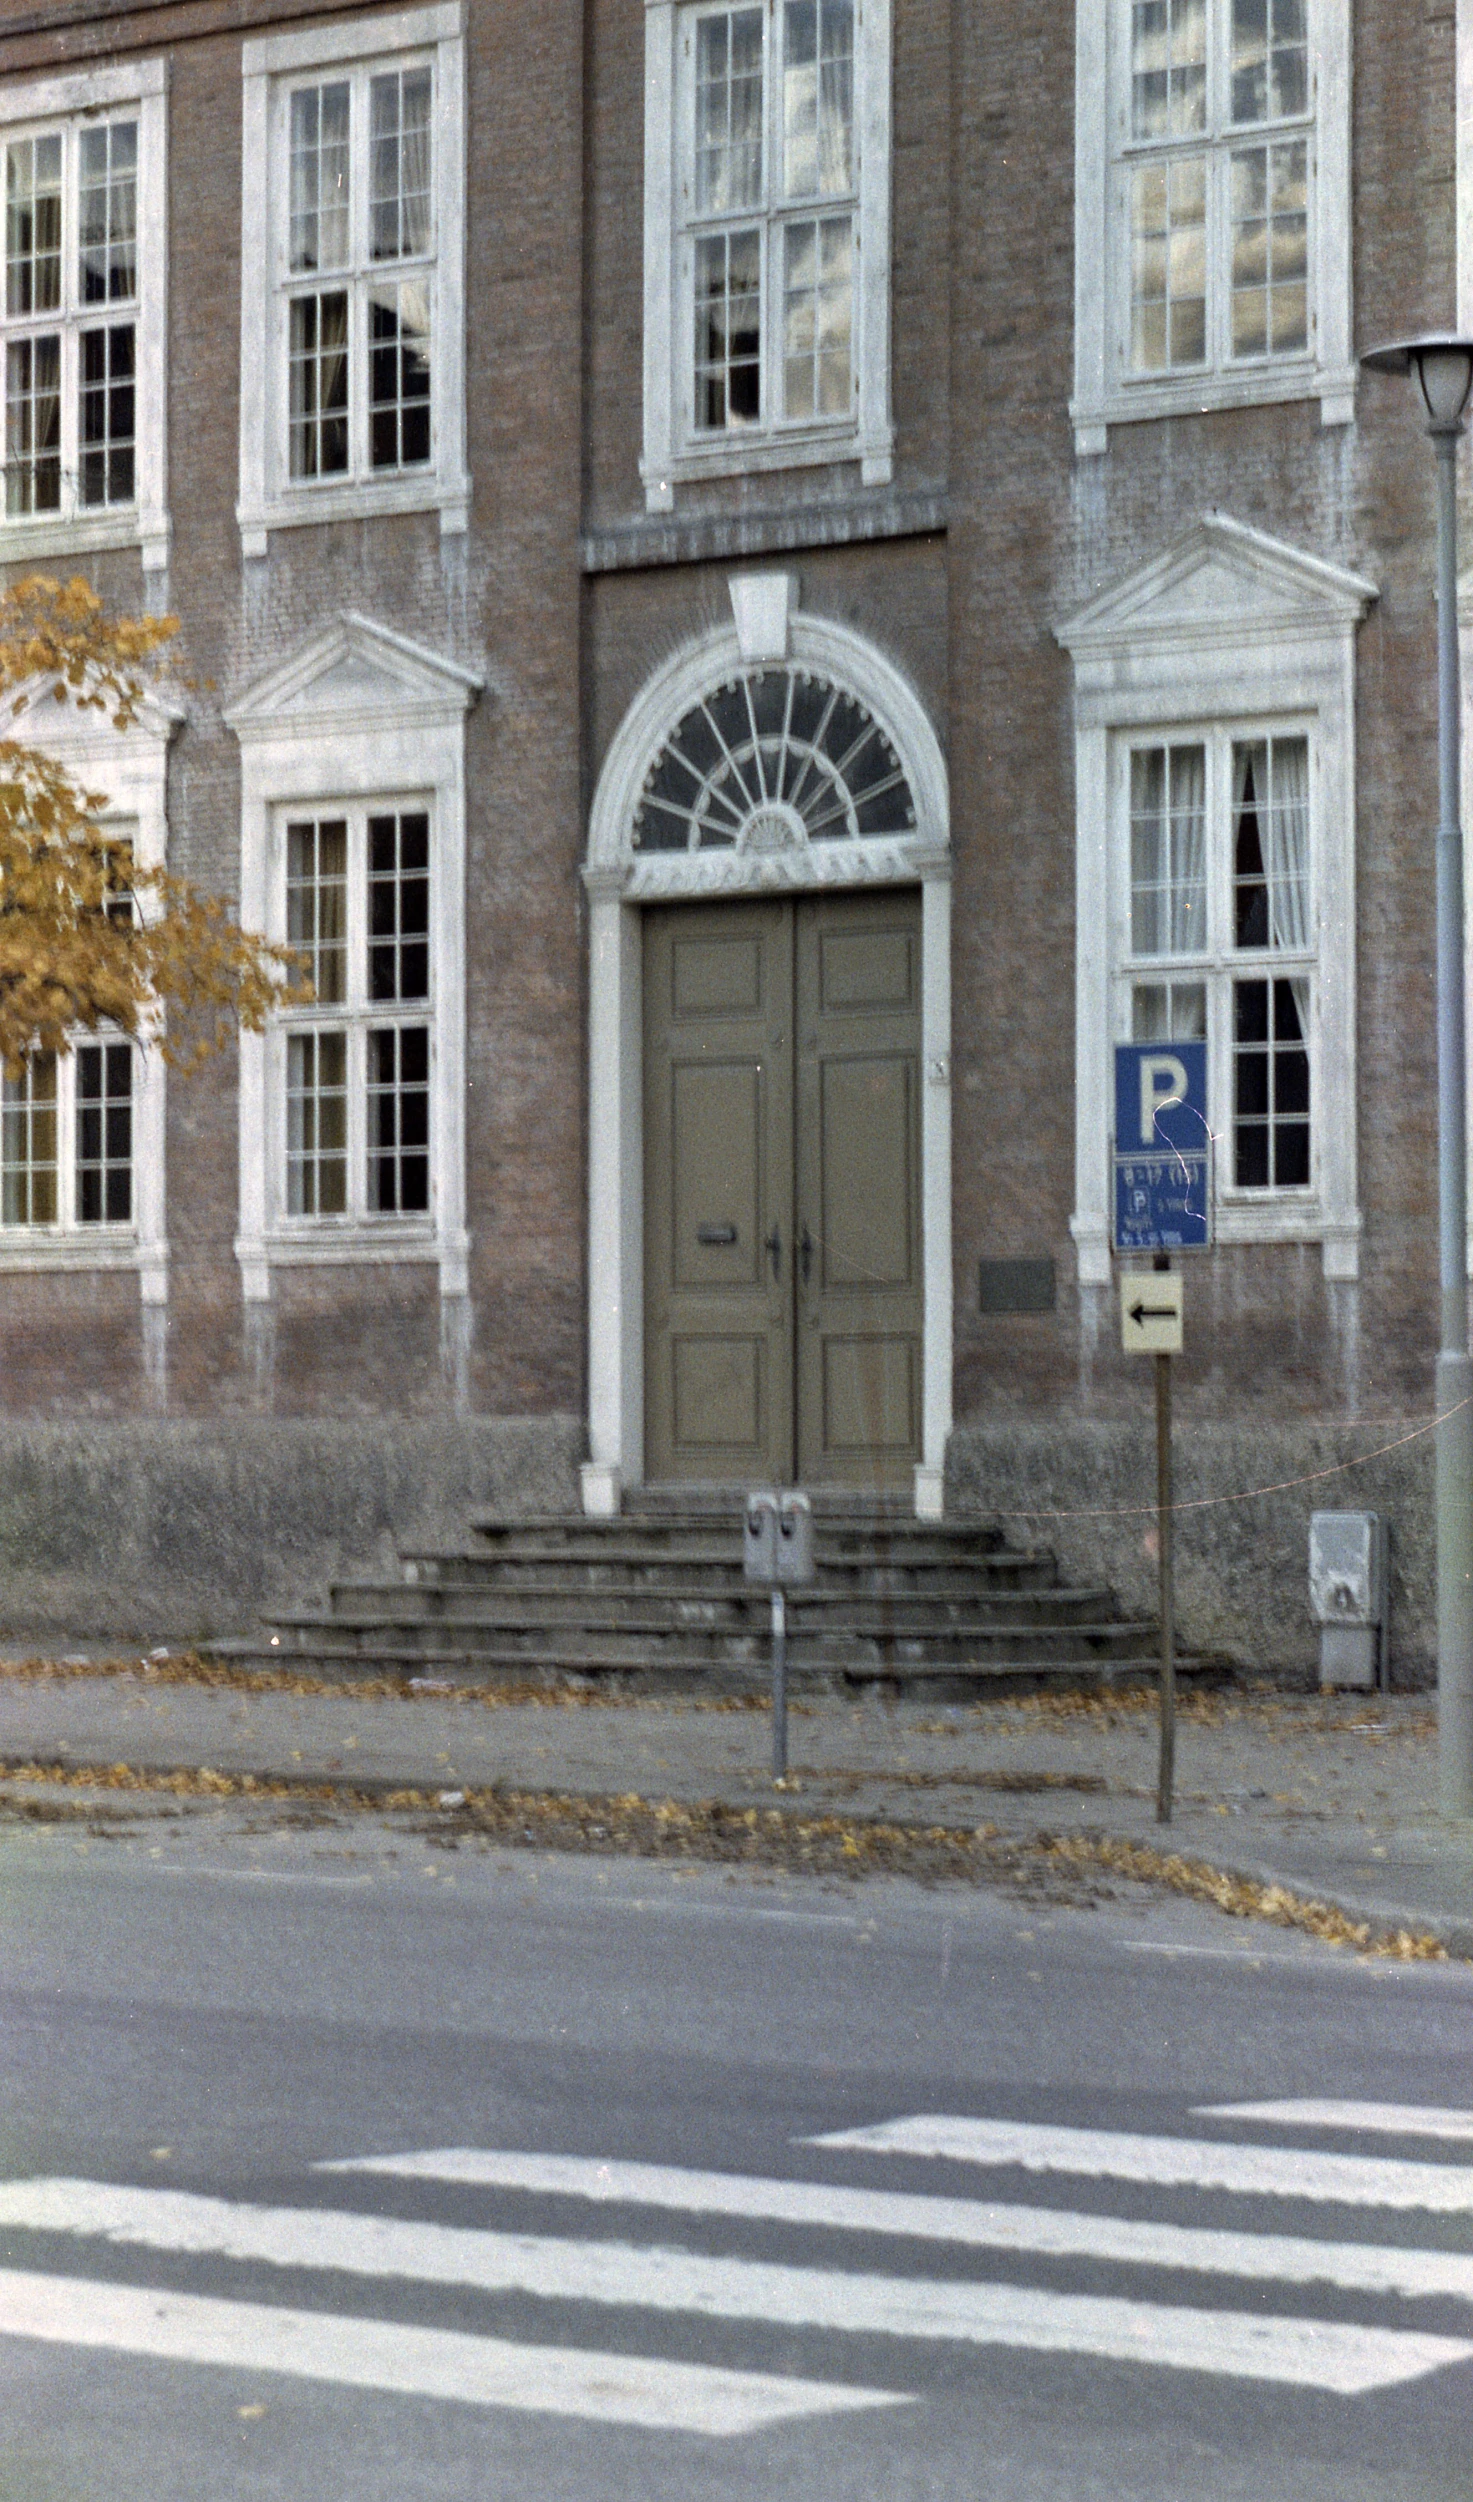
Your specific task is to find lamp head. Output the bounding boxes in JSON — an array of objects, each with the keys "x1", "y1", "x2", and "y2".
[{"x1": 1362, "y1": 333, "x2": 1473, "y2": 433}]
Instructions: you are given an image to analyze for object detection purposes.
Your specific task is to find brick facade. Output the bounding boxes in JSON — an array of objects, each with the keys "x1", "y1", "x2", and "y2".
[{"x1": 0, "y1": 0, "x2": 1460, "y2": 1674}]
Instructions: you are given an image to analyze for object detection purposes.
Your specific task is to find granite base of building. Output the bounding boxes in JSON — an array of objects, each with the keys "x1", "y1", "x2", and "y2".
[
  {"x1": 946, "y1": 1419, "x2": 1436, "y2": 1688},
  {"x1": 0, "y1": 1416, "x2": 583, "y2": 1646}
]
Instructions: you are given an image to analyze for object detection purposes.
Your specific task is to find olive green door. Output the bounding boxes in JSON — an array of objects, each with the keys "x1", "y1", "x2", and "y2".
[{"x1": 644, "y1": 891, "x2": 922, "y2": 1488}]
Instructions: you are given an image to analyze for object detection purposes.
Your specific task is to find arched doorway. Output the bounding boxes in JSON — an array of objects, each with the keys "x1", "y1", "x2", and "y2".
[{"x1": 582, "y1": 576, "x2": 951, "y2": 1517}]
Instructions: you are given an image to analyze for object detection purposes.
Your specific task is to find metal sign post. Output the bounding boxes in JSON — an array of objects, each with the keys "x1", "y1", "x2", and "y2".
[
  {"x1": 1154, "y1": 1336, "x2": 1176, "y2": 1824},
  {"x1": 1114, "y1": 1042, "x2": 1207, "y2": 1830},
  {"x1": 743, "y1": 1490, "x2": 816, "y2": 1782},
  {"x1": 1120, "y1": 1266, "x2": 1183, "y2": 1822}
]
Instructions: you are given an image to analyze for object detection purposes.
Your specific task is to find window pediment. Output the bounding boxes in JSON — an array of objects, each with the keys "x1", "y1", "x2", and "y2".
[
  {"x1": 224, "y1": 614, "x2": 482, "y2": 743},
  {"x1": 1058, "y1": 515, "x2": 1377, "y2": 671}
]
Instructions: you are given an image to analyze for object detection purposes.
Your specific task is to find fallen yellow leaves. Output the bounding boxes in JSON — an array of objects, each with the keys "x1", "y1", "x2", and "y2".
[
  {"x1": 1040, "y1": 1834, "x2": 1447, "y2": 1961},
  {"x1": 0, "y1": 1754, "x2": 1451, "y2": 1961}
]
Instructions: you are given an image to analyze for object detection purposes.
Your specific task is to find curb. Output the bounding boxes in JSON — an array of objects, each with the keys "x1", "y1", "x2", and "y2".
[{"x1": 0, "y1": 1750, "x2": 1465, "y2": 1960}]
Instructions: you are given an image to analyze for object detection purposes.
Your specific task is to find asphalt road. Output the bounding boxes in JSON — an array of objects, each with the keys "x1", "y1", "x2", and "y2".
[{"x1": 0, "y1": 1796, "x2": 1469, "y2": 2501}]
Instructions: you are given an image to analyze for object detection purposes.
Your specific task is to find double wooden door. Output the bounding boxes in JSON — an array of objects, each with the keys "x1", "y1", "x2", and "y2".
[{"x1": 643, "y1": 890, "x2": 923, "y2": 1488}]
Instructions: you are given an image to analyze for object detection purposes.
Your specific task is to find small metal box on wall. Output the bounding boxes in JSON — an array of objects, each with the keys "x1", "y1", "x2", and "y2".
[{"x1": 1309, "y1": 1512, "x2": 1389, "y2": 1691}]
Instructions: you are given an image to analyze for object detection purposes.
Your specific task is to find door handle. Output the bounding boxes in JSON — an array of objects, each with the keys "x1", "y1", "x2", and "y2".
[
  {"x1": 765, "y1": 1223, "x2": 782, "y2": 1280},
  {"x1": 800, "y1": 1225, "x2": 814, "y2": 1286}
]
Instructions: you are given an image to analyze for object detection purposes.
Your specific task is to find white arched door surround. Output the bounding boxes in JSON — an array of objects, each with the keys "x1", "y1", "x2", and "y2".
[{"x1": 581, "y1": 572, "x2": 952, "y2": 1519}]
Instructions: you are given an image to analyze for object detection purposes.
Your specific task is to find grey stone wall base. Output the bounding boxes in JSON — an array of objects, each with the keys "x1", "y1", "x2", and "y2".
[
  {"x1": 0, "y1": 1415, "x2": 583, "y2": 1646},
  {"x1": 946, "y1": 1418, "x2": 1436, "y2": 1686}
]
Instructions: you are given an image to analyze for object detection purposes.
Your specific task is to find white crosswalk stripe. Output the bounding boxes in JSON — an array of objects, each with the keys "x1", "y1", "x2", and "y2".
[
  {"x1": 0, "y1": 2178, "x2": 1465, "y2": 2394},
  {"x1": 320, "y1": 2147, "x2": 1473, "y2": 2303},
  {"x1": 0, "y1": 2268, "x2": 894, "y2": 2435},
  {"x1": 804, "y1": 2114, "x2": 1473, "y2": 2211},
  {"x1": 1194, "y1": 2101, "x2": 1473, "y2": 2142},
  {"x1": 1, "y1": 2103, "x2": 1470, "y2": 2422}
]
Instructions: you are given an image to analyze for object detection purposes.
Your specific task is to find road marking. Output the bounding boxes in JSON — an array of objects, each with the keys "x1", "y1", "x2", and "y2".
[
  {"x1": 802, "y1": 2117, "x2": 1473, "y2": 2212},
  {"x1": 0, "y1": 2191, "x2": 1465, "y2": 2397},
  {"x1": 1195, "y1": 2102, "x2": 1473, "y2": 2143},
  {"x1": 0, "y1": 2269, "x2": 901, "y2": 2435},
  {"x1": 1121, "y1": 1942, "x2": 1332, "y2": 1966},
  {"x1": 313, "y1": 2151, "x2": 1473, "y2": 2302},
  {"x1": 151, "y1": 1865, "x2": 372, "y2": 1888}
]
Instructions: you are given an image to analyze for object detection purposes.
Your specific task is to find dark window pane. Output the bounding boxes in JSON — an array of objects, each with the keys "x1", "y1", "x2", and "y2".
[
  {"x1": 1235, "y1": 980, "x2": 1269, "y2": 1043},
  {"x1": 1275, "y1": 1122, "x2": 1310, "y2": 1187},
  {"x1": 1236, "y1": 1051, "x2": 1269, "y2": 1119},
  {"x1": 1235, "y1": 1125, "x2": 1269, "y2": 1188}
]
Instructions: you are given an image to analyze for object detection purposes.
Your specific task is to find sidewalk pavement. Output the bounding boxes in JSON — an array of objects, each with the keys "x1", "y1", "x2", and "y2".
[{"x1": 0, "y1": 1657, "x2": 1470, "y2": 1955}]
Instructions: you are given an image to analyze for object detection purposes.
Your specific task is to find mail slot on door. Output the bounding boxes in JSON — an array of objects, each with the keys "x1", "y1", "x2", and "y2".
[
  {"x1": 743, "y1": 1489, "x2": 816, "y2": 1584},
  {"x1": 696, "y1": 1222, "x2": 738, "y2": 1246}
]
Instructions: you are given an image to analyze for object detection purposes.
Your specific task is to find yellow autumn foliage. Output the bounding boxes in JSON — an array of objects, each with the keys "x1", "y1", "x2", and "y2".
[{"x1": 0, "y1": 573, "x2": 303, "y2": 1074}]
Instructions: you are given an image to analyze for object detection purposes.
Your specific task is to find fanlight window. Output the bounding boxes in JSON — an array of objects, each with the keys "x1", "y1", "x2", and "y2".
[{"x1": 631, "y1": 665, "x2": 917, "y2": 853}]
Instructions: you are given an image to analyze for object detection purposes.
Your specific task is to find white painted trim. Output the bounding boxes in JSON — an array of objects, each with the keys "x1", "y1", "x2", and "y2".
[
  {"x1": 1059, "y1": 513, "x2": 1374, "y2": 1282},
  {"x1": 0, "y1": 687, "x2": 177, "y2": 1287},
  {"x1": 237, "y1": 4, "x2": 469, "y2": 556},
  {"x1": 1460, "y1": 0, "x2": 1473, "y2": 334},
  {"x1": 225, "y1": 615, "x2": 480, "y2": 1301},
  {"x1": 640, "y1": 0, "x2": 894, "y2": 509},
  {"x1": 1071, "y1": 0, "x2": 1355, "y2": 454},
  {"x1": 0, "y1": 62, "x2": 170, "y2": 573},
  {"x1": 240, "y1": 2, "x2": 464, "y2": 79},
  {"x1": 583, "y1": 584, "x2": 950, "y2": 1514}
]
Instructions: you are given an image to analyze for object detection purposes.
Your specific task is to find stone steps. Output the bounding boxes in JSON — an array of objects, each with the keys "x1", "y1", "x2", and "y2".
[{"x1": 210, "y1": 1497, "x2": 1217, "y2": 1698}]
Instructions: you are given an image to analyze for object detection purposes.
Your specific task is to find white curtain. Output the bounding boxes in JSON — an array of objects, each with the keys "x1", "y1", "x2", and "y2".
[
  {"x1": 1266, "y1": 735, "x2": 1311, "y2": 1037},
  {"x1": 1169, "y1": 744, "x2": 1207, "y2": 954}
]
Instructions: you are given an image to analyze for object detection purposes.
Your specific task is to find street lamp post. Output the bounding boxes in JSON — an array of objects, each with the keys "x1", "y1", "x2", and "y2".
[{"x1": 1362, "y1": 335, "x2": 1473, "y2": 1819}]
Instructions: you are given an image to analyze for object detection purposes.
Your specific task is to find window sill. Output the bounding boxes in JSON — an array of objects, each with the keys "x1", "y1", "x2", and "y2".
[
  {"x1": 642, "y1": 425, "x2": 893, "y2": 513},
  {"x1": 237, "y1": 1222, "x2": 470, "y2": 1299},
  {"x1": 0, "y1": 509, "x2": 171, "y2": 571},
  {"x1": 0, "y1": 1230, "x2": 146, "y2": 1273},
  {"x1": 1074, "y1": 1204, "x2": 1361, "y2": 1284},
  {"x1": 237, "y1": 473, "x2": 472, "y2": 557},
  {"x1": 1071, "y1": 363, "x2": 1357, "y2": 456}
]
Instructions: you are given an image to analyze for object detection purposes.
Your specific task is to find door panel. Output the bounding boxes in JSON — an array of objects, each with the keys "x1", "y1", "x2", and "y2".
[
  {"x1": 822, "y1": 1335, "x2": 919, "y2": 1453},
  {"x1": 796, "y1": 892, "x2": 923, "y2": 1488},
  {"x1": 644, "y1": 890, "x2": 921, "y2": 1489},
  {"x1": 818, "y1": 1055, "x2": 916, "y2": 1289},
  {"x1": 644, "y1": 904, "x2": 793, "y2": 1483},
  {"x1": 670, "y1": 1063, "x2": 763, "y2": 1291}
]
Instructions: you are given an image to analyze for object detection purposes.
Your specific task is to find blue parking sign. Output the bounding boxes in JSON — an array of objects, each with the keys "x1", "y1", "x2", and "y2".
[{"x1": 1113, "y1": 1042, "x2": 1211, "y2": 1252}]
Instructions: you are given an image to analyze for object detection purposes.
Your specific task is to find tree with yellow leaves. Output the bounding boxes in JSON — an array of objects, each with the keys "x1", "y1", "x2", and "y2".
[{"x1": 0, "y1": 572, "x2": 299, "y2": 1080}]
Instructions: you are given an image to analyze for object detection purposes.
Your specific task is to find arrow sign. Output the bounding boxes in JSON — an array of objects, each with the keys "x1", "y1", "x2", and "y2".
[{"x1": 1121, "y1": 1271, "x2": 1183, "y2": 1356}]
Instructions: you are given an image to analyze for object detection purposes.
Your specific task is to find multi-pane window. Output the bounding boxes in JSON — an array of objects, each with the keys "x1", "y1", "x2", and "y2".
[
  {"x1": 1, "y1": 1039, "x2": 135, "y2": 1229},
  {"x1": 3, "y1": 116, "x2": 137, "y2": 519},
  {"x1": 1124, "y1": 0, "x2": 1310, "y2": 378},
  {"x1": 1123, "y1": 729, "x2": 1312, "y2": 1191},
  {"x1": 280, "y1": 804, "x2": 432, "y2": 1222},
  {"x1": 684, "y1": 0, "x2": 857, "y2": 438},
  {"x1": 282, "y1": 61, "x2": 433, "y2": 486}
]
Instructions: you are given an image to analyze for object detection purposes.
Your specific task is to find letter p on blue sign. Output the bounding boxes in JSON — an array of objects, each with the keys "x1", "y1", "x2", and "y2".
[{"x1": 1115, "y1": 1041, "x2": 1208, "y2": 1156}]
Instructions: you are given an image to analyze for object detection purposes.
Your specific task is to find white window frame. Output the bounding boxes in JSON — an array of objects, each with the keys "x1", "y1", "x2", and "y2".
[
  {"x1": 237, "y1": 3, "x2": 468, "y2": 556},
  {"x1": 0, "y1": 685, "x2": 176, "y2": 1293},
  {"x1": 0, "y1": 59, "x2": 168, "y2": 571},
  {"x1": 1112, "y1": 718, "x2": 1319, "y2": 1196},
  {"x1": 641, "y1": 0, "x2": 893, "y2": 511},
  {"x1": 1071, "y1": 0, "x2": 1354, "y2": 455},
  {"x1": 271, "y1": 797, "x2": 435, "y2": 1231},
  {"x1": 1057, "y1": 512, "x2": 1374, "y2": 1283},
  {"x1": 225, "y1": 613, "x2": 480, "y2": 1300}
]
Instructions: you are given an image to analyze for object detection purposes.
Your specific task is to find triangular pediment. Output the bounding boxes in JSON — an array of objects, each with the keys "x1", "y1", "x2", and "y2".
[
  {"x1": 224, "y1": 614, "x2": 482, "y2": 733},
  {"x1": 1057, "y1": 513, "x2": 1377, "y2": 656},
  {"x1": 0, "y1": 673, "x2": 184, "y2": 755}
]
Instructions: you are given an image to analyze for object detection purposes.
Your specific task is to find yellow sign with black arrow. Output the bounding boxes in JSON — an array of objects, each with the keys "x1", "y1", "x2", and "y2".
[{"x1": 1120, "y1": 1271, "x2": 1184, "y2": 1357}]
